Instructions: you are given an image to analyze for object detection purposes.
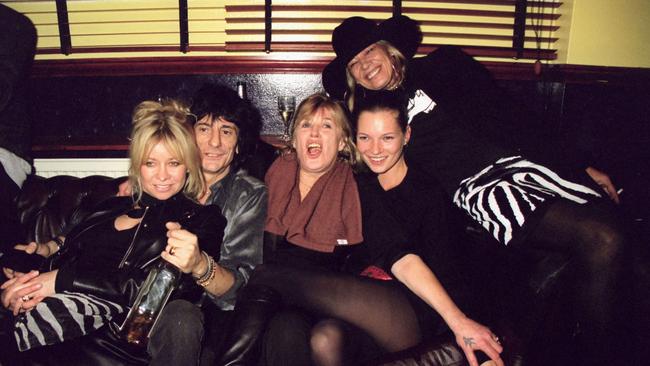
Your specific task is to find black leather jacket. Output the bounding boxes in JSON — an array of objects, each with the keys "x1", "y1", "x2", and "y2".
[{"x1": 50, "y1": 192, "x2": 226, "y2": 306}]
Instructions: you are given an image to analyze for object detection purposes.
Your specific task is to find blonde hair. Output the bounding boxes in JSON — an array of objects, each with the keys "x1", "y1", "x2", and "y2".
[
  {"x1": 128, "y1": 99, "x2": 205, "y2": 202},
  {"x1": 345, "y1": 41, "x2": 407, "y2": 112},
  {"x1": 290, "y1": 93, "x2": 360, "y2": 167}
]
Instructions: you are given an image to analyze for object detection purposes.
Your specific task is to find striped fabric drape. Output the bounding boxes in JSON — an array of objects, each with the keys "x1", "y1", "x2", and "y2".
[
  {"x1": 14, "y1": 291, "x2": 124, "y2": 351},
  {"x1": 453, "y1": 156, "x2": 600, "y2": 245}
]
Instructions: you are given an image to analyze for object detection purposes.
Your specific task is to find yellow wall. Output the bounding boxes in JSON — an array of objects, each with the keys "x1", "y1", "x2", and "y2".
[{"x1": 563, "y1": 0, "x2": 650, "y2": 68}]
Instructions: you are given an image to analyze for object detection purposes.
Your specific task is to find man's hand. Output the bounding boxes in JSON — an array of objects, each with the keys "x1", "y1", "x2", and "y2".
[
  {"x1": 15, "y1": 241, "x2": 51, "y2": 257},
  {"x1": 585, "y1": 166, "x2": 620, "y2": 204},
  {"x1": 2, "y1": 242, "x2": 49, "y2": 279},
  {"x1": 117, "y1": 180, "x2": 132, "y2": 197}
]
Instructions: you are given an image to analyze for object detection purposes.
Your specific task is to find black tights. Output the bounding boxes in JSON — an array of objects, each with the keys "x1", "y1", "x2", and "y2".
[
  {"x1": 263, "y1": 309, "x2": 370, "y2": 366},
  {"x1": 524, "y1": 199, "x2": 627, "y2": 363},
  {"x1": 250, "y1": 265, "x2": 423, "y2": 354}
]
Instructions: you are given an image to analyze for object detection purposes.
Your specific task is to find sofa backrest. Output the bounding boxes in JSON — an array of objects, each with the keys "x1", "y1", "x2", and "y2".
[{"x1": 15, "y1": 175, "x2": 127, "y2": 244}]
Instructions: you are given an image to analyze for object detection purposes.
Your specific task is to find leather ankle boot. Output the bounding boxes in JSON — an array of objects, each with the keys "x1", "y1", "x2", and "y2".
[{"x1": 216, "y1": 284, "x2": 281, "y2": 366}]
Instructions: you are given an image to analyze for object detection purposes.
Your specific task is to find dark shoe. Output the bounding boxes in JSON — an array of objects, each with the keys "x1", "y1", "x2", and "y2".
[
  {"x1": 365, "y1": 334, "x2": 465, "y2": 366},
  {"x1": 216, "y1": 284, "x2": 281, "y2": 366}
]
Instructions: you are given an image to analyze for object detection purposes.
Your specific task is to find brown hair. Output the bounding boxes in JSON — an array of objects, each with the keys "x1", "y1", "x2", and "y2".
[{"x1": 290, "y1": 93, "x2": 360, "y2": 167}]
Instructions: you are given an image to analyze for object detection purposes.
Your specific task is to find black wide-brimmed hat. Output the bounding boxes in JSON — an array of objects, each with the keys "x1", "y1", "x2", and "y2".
[{"x1": 322, "y1": 15, "x2": 422, "y2": 99}]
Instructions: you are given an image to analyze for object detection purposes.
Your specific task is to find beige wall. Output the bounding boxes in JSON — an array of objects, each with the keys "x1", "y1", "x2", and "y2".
[{"x1": 560, "y1": 0, "x2": 650, "y2": 67}]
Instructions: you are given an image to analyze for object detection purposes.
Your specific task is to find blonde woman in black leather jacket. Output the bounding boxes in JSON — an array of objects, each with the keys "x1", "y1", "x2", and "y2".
[{"x1": 1, "y1": 99, "x2": 226, "y2": 366}]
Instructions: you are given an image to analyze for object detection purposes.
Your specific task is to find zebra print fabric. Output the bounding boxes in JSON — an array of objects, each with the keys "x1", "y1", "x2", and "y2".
[
  {"x1": 453, "y1": 156, "x2": 601, "y2": 245},
  {"x1": 14, "y1": 291, "x2": 124, "y2": 351}
]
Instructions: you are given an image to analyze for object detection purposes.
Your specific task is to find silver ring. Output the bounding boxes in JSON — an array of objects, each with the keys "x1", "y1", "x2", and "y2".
[
  {"x1": 493, "y1": 336, "x2": 500, "y2": 344},
  {"x1": 21, "y1": 295, "x2": 31, "y2": 302},
  {"x1": 169, "y1": 247, "x2": 176, "y2": 256}
]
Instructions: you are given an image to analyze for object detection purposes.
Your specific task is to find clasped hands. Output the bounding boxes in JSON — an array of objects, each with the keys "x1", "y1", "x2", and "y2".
[
  {"x1": 1, "y1": 222, "x2": 205, "y2": 315},
  {"x1": 1, "y1": 241, "x2": 53, "y2": 315}
]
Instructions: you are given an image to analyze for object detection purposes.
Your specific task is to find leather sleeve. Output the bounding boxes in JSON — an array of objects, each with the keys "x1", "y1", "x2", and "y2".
[
  {"x1": 54, "y1": 197, "x2": 229, "y2": 306},
  {"x1": 56, "y1": 260, "x2": 146, "y2": 304},
  {"x1": 209, "y1": 185, "x2": 267, "y2": 309}
]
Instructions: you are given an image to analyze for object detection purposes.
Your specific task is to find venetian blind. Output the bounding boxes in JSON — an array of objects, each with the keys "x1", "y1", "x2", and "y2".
[
  {"x1": 3, "y1": 0, "x2": 561, "y2": 61},
  {"x1": 225, "y1": 0, "x2": 562, "y2": 61}
]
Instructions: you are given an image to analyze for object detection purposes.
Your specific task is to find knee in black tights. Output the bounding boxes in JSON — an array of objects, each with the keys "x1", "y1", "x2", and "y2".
[
  {"x1": 311, "y1": 319, "x2": 347, "y2": 366},
  {"x1": 528, "y1": 200, "x2": 631, "y2": 364},
  {"x1": 531, "y1": 200, "x2": 626, "y2": 270},
  {"x1": 564, "y1": 208, "x2": 624, "y2": 269},
  {"x1": 249, "y1": 263, "x2": 422, "y2": 353}
]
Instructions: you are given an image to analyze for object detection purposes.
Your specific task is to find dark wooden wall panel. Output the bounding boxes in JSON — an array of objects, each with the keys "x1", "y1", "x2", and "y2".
[
  {"x1": 27, "y1": 60, "x2": 650, "y2": 220},
  {"x1": 29, "y1": 73, "x2": 323, "y2": 155}
]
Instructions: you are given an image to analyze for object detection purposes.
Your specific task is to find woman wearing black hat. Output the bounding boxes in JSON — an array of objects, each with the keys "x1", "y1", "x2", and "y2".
[{"x1": 323, "y1": 15, "x2": 628, "y2": 366}]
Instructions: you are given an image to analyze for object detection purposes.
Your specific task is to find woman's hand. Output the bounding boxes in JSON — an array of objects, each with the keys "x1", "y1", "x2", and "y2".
[
  {"x1": 1, "y1": 270, "x2": 57, "y2": 315},
  {"x1": 585, "y1": 166, "x2": 620, "y2": 204},
  {"x1": 161, "y1": 222, "x2": 206, "y2": 276},
  {"x1": 117, "y1": 180, "x2": 133, "y2": 197},
  {"x1": 448, "y1": 316, "x2": 503, "y2": 366}
]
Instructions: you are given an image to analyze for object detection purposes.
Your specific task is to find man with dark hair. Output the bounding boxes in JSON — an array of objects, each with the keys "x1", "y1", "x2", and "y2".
[
  {"x1": 155, "y1": 83, "x2": 271, "y2": 365},
  {"x1": 189, "y1": 83, "x2": 266, "y2": 312},
  {"x1": 190, "y1": 82, "x2": 262, "y2": 177}
]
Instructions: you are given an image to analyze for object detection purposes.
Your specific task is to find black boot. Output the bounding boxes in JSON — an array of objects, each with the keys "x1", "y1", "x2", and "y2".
[
  {"x1": 216, "y1": 284, "x2": 281, "y2": 366},
  {"x1": 364, "y1": 333, "x2": 465, "y2": 366}
]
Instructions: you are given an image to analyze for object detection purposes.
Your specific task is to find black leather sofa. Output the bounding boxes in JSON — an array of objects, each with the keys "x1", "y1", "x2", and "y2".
[{"x1": 1, "y1": 174, "x2": 578, "y2": 365}]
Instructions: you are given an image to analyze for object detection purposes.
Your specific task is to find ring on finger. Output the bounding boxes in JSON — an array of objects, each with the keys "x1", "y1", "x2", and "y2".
[
  {"x1": 169, "y1": 247, "x2": 176, "y2": 256},
  {"x1": 21, "y1": 295, "x2": 32, "y2": 302},
  {"x1": 493, "y1": 335, "x2": 500, "y2": 344}
]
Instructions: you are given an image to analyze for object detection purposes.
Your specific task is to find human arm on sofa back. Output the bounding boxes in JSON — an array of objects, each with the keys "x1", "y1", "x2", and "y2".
[
  {"x1": 16, "y1": 174, "x2": 128, "y2": 242},
  {"x1": 2, "y1": 175, "x2": 127, "y2": 277}
]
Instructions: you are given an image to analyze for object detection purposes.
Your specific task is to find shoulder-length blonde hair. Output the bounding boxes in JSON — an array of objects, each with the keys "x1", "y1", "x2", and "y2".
[
  {"x1": 290, "y1": 93, "x2": 360, "y2": 167},
  {"x1": 128, "y1": 99, "x2": 205, "y2": 202},
  {"x1": 344, "y1": 40, "x2": 407, "y2": 112}
]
